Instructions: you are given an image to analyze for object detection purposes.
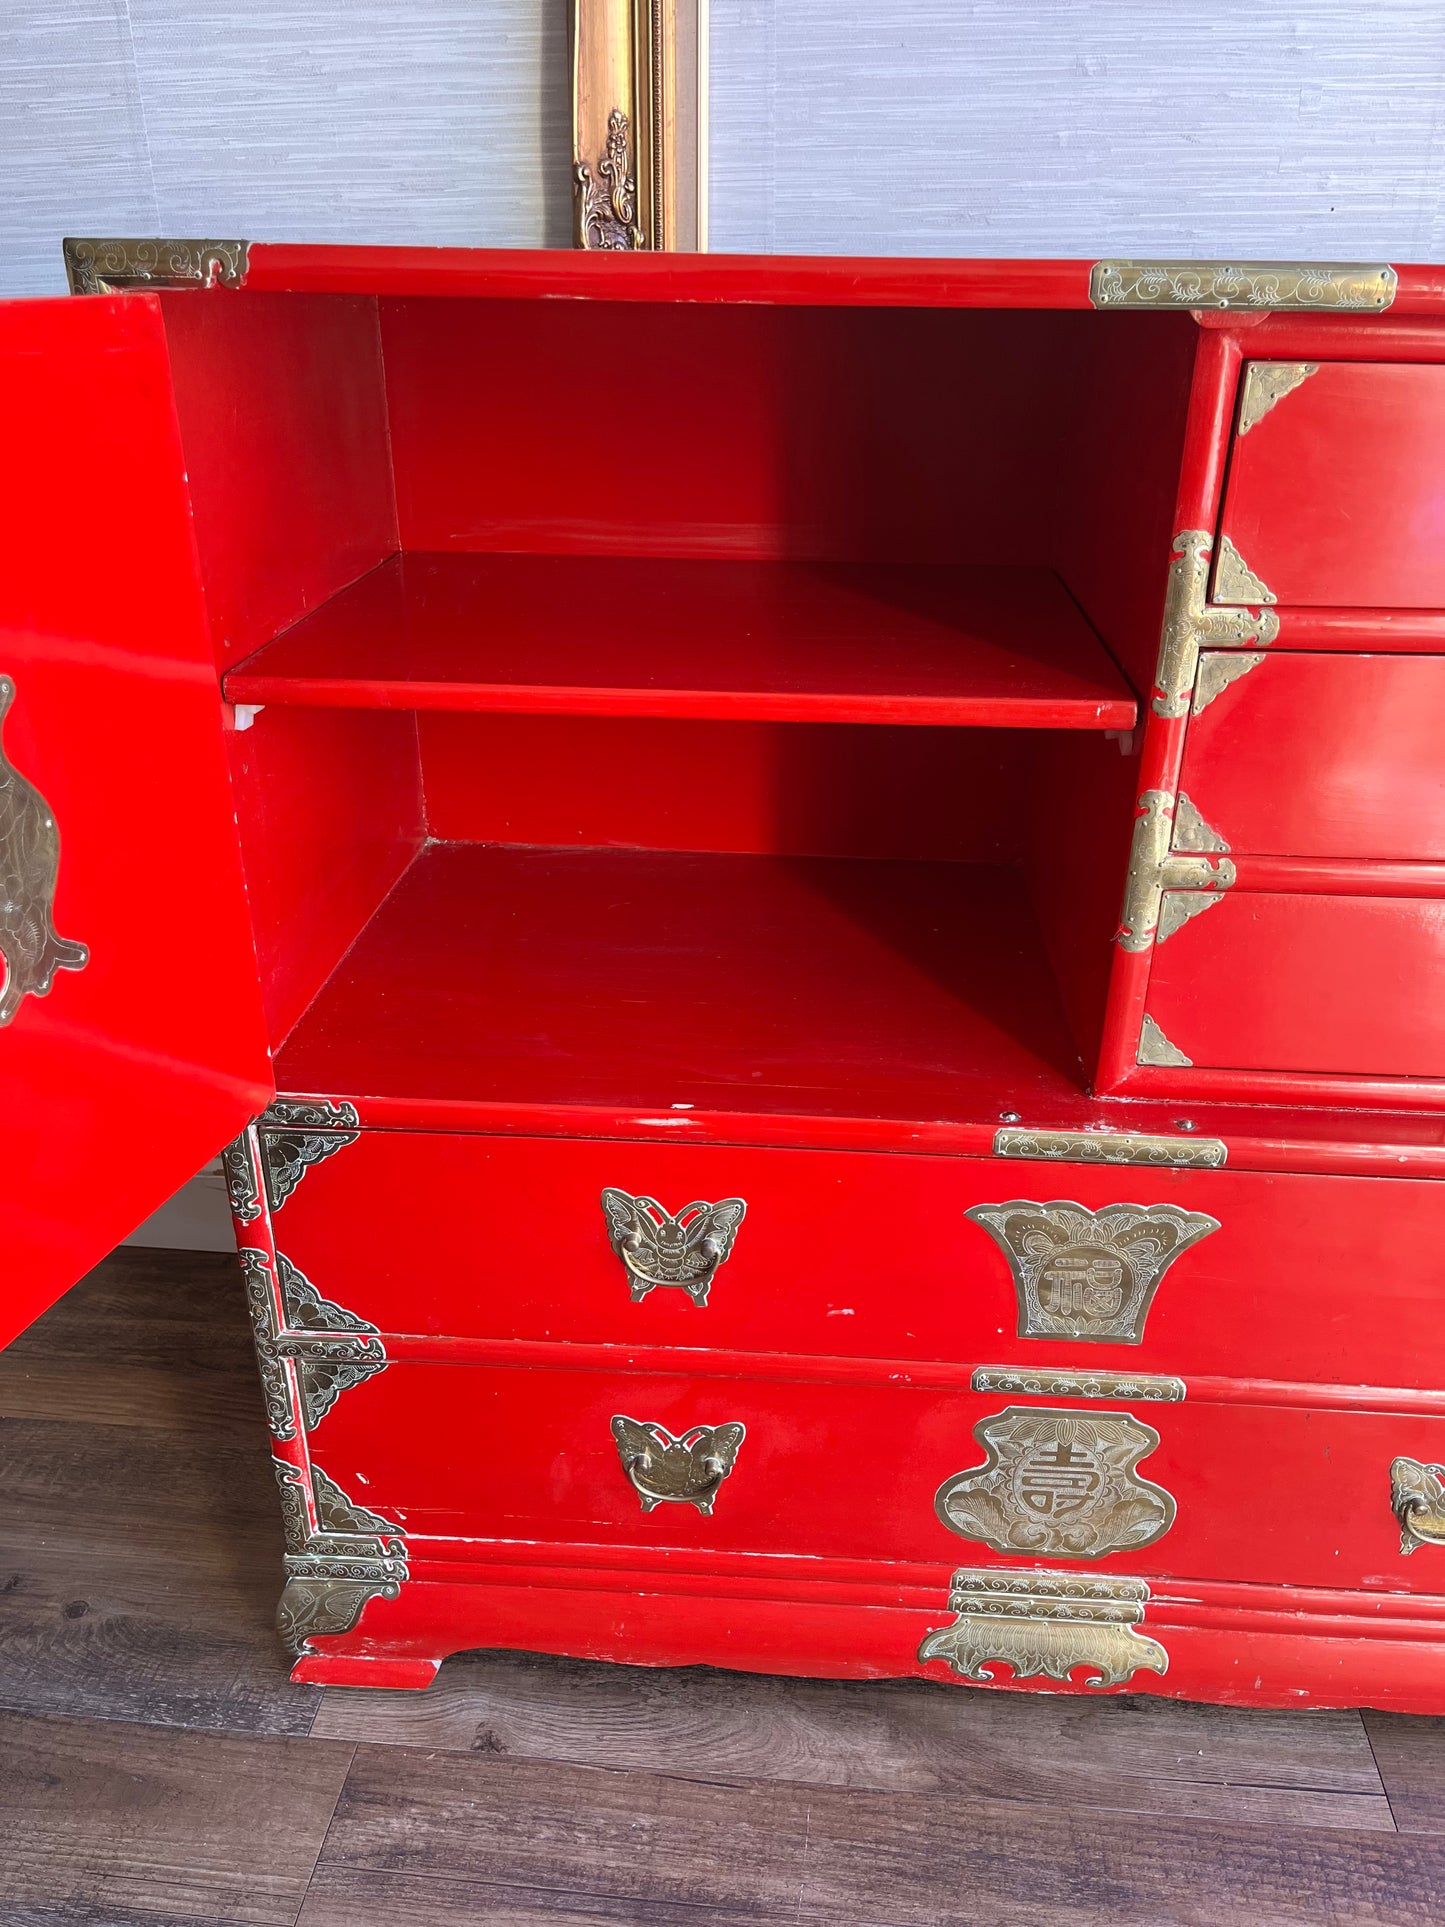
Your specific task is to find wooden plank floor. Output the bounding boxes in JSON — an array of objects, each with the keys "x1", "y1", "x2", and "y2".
[{"x1": 2, "y1": 1249, "x2": 1444, "y2": 1925}]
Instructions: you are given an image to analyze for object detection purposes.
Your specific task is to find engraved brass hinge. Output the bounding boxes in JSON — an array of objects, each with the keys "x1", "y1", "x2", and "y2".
[
  {"x1": 1117, "y1": 790, "x2": 1234, "y2": 952},
  {"x1": 63, "y1": 237, "x2": 250, "y2": 294},
  {"x1": 1153, "y1": 532, "x2": 1278, "y2": 720},
  {"x1": 1090, "y1": 261, "x2": 1396, "y2": 312}
]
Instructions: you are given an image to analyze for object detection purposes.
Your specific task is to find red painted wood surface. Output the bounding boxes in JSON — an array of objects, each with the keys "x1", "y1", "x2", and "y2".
[
  {"x1": 306, "y1": 1360, "x2": 1442, "y2": 1593},
  {"x1": 380, "y1": 301, "x2": 1114, "y2": 564},
  {"x1": 246, "y1": 245, "x2": 1099, "y2": 308},
  {"x1": 242, "y1": 246, "x2": 1445, "y2": 320},
  {"x1": 1181, "y1": 652, "x2": 1445, "y2": 859},
  {"x1": 419, "y1": 714, "x2": 1027, "y2": 861},
  {"x1": 160, "y1": 292, "x2": 396, "y2": 673},
  {"x1": 226, "y1": 706, "x2": 423, "y2": 1044},
  {"x1": 271, "y1": 1129, "x2": 1445, "y2": 1390},
  {"x1": 291, "y1": 1571, "x2": 1445, "y2": 1713},
  {"x1": 0, "y1": 296, "x2": 271, "y2": 1346},
  {"x1": 224, "y1": 552, "x2": 1135, "y2": 730},
  {"x1": 273, "y1": 842, "x2": 1085, "y2": 1132},
  {"x1": 1218, "y1": 361, "x2": 1445, "y2": 607},
  {"x1": 1096, "y1": 328, "x2": 1241, "y2": 1094},
  {"x1": 1146, "y1": 891, "x2": 1445, "y2": 1079}
]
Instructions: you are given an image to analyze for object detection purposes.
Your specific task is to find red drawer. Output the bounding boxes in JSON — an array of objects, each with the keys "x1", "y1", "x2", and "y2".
[
  {"x1": 266, "y1": 1127, "x2": 1445, "y2": 1388},
  {"x1": 1182, "y1": 652, "x2": 1445, "y2": 859},
  {"x1": 306, "y1": 1359, "x2": 1445, "y2": 1594},
  {"x1": 1145, "y1": 891, "x2": 1445, "y2": 1078},
  {"x1": 1218, "y1": 361, "x2": 1445, "y2": 608}
]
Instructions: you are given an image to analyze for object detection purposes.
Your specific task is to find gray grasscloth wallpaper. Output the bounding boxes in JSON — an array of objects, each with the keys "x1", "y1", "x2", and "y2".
[
  {"x1": 710, "y1": 1, "x2": 1445, "y2": 259},
  {"x1": 2, "y1": 0, "x2": 572, "y2": 297},
  {"x1": 5, "y1": 4, "x2": 1444, "y2": 281}
]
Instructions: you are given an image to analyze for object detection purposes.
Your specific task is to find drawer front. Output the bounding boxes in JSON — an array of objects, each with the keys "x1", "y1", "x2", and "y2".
[
  {"x1": 1182, "y1": 652, "x2": 1445, "y2": 860},
  {"x1": 1218, "y1": 361, "x2": 1445, "y2": 609},
  {"x1": 305, "y1": 1359, "x2": 1445, "y2": 1594},
  {"x1": 1145, "y1": 891, "x2": 1445, "y2": 1078},
  {"x1": 265, "y1": 1128, "x2": 1445, "y2": 1388}
]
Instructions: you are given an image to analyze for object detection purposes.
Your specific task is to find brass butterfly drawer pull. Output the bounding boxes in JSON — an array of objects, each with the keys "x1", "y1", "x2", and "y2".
[
  {"x1": 610, "y1": 1416, "x2": 746, "y2": 1514},
  {"x1": 601, "y1": 1189, "x2": 746, "y2": 1305}
]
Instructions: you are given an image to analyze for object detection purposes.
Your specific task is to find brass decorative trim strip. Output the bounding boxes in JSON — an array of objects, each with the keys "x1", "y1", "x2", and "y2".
[
  {"x1": 971, "y1": 1366, "x2": 1186, "y2": 1402},
  {"x1": 965, "y1": 1200, "x2": 1220, "y2": 1344},
  {"x1": 262, "y1": 1097, "x2": 361, "y2": 1131},
  {"x1": 64, "y1": 237, "x2": 249, "y2": 294},
  {"x1": 1117, "y1": 789, "x2": 1235, "y2": 952},
  {"x1": 919, "y1": 1568, "x2": 1168, "y2": 1688},
  {"x1": 935, "y1": 1406, "x2": 1177, "y2": 1559},
  {"x1": 1153, "y1": 531, "x2": 1278, "y2": 720},
  {"x1": 1238, "y1": 361, "x2": 1320, "y2": 434},
  {"x1": 1090, "y1": 260, "x2": 1395, "y2": 312},
  {"x1": 1137, "y1": 1014, "x2": 1192, "y2": 1068},
  {"x1": 992, "y1": 1128, "x2": 1227, "y2": 1170},
  {"x1": 1391, "y1": 1457, "x2": 1445, "y2": 1555}
]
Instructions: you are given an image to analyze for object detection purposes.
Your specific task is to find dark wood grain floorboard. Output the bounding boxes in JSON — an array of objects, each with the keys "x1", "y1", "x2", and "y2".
[
  {"x1": 299, "y1": 1743, "x2": 1445, "y2": 1927},
  {"x1": 1364, "y1": 1711, "x2": 1445, "y2": 1834},
  {"x1": 311, "y1": 1645, "x2": 1391, "y2": 1831},
  {"x1": 0, "y1": 1412, "x2": 316, "y2": 1732},
  {"x1": 0, "y1": 1708, "x2": 352, "y2": 1927},
  {"x1": 0, "y1": 1250, "x2": 317, "y2": 1735},
  {"x1": 0, "y1": 1249, "x2": 266, "y2": 1437}
]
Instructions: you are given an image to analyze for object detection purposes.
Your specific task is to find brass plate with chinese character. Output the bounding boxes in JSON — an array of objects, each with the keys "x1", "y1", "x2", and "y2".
[
  {"x1": 965, "y1": 1200, "x2": 1220, "y2": 1344},
  {"x1": 935, "y1": 1406, "x2": 1177, "y2": 1559}
]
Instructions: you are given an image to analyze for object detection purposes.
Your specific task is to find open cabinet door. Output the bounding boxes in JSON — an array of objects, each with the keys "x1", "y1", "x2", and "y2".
[{"x1": 0, "y1": 293, "x2": 273, "y2": 1347}]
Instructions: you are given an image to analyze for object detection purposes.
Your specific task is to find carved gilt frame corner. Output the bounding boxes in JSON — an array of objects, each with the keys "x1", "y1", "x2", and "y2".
[{"x1": 571, "y1": 0, "x2": 707, "y2": 251}]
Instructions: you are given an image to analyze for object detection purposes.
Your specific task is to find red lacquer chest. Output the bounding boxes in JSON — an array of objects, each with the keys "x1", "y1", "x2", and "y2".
[{"x1": 5, "y1": 242, "x2": 1445, "y2": 1710}]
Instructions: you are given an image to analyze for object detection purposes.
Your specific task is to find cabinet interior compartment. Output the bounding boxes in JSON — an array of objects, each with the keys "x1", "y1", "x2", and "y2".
[{"x1": 161, "y1": 288, "x2": 1198, "y2": 1136}]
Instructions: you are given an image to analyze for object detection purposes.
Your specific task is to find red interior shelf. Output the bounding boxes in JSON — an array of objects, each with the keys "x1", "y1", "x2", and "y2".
[
  {"x1": 224, "y1": 553, "x2": 1137, "y2": 730},
  {"x1": 274, "y1": 843, "x2": 1086, "y2": 1135}
]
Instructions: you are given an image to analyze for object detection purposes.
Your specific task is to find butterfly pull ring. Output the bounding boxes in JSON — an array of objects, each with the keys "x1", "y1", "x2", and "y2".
[
  {"x1": 610, "y1": 1416, "x2": 747, "y2": 1514},
  {"x1": 600, "y1": 1189, "x2": 747, "y2": 1305}
]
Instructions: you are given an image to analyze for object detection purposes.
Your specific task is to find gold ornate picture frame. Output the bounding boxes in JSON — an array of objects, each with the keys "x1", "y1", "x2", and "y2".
[{"x1": 572, "y1": 0, "x2": 706, "y2": 249}]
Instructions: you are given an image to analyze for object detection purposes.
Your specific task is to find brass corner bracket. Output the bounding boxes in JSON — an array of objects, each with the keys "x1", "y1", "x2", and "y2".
[
  {"x1": 273, "y1": 1459, "x2": 408, "y2": 1655},
  {"x1": 571, "y1": 0, "x2": 705, "y2": 251},
  {"x1": 1152, "y1": 531, "x2": 1278, "y2": 720},
  {"x1": 1117, "y1": 789, "x2": 1235, "y2": 953},
  {"x1": 64, "y1": 238, "x2": 250, "y2": 295},
  {"x1": 1090, "y1": 261, "x2": 1396, "y2": 312}
]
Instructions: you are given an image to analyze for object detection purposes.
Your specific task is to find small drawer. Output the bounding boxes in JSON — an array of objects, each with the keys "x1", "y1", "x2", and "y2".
[
  {"x1": 1218, "y1": 360, "x2": 1445, "y2": 609},
  {"x1": 1182, "y1": 651, "x2": 1445, "y2": 860},
  {"x1": 304, "y1": 1357, "x2": 1445, "y2": 1596},
  {"x1": 1144, "y1": 890, "x2": 1445, "y2": 1079},
  {"x1": 261, "y1": 1126, "x2": 1445, "y2": 1389}
]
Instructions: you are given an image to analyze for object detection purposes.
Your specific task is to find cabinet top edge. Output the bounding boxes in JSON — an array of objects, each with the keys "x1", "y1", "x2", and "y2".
[{"x1": 60, "y1": 240, "x2": 1445, "y2": 315}]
